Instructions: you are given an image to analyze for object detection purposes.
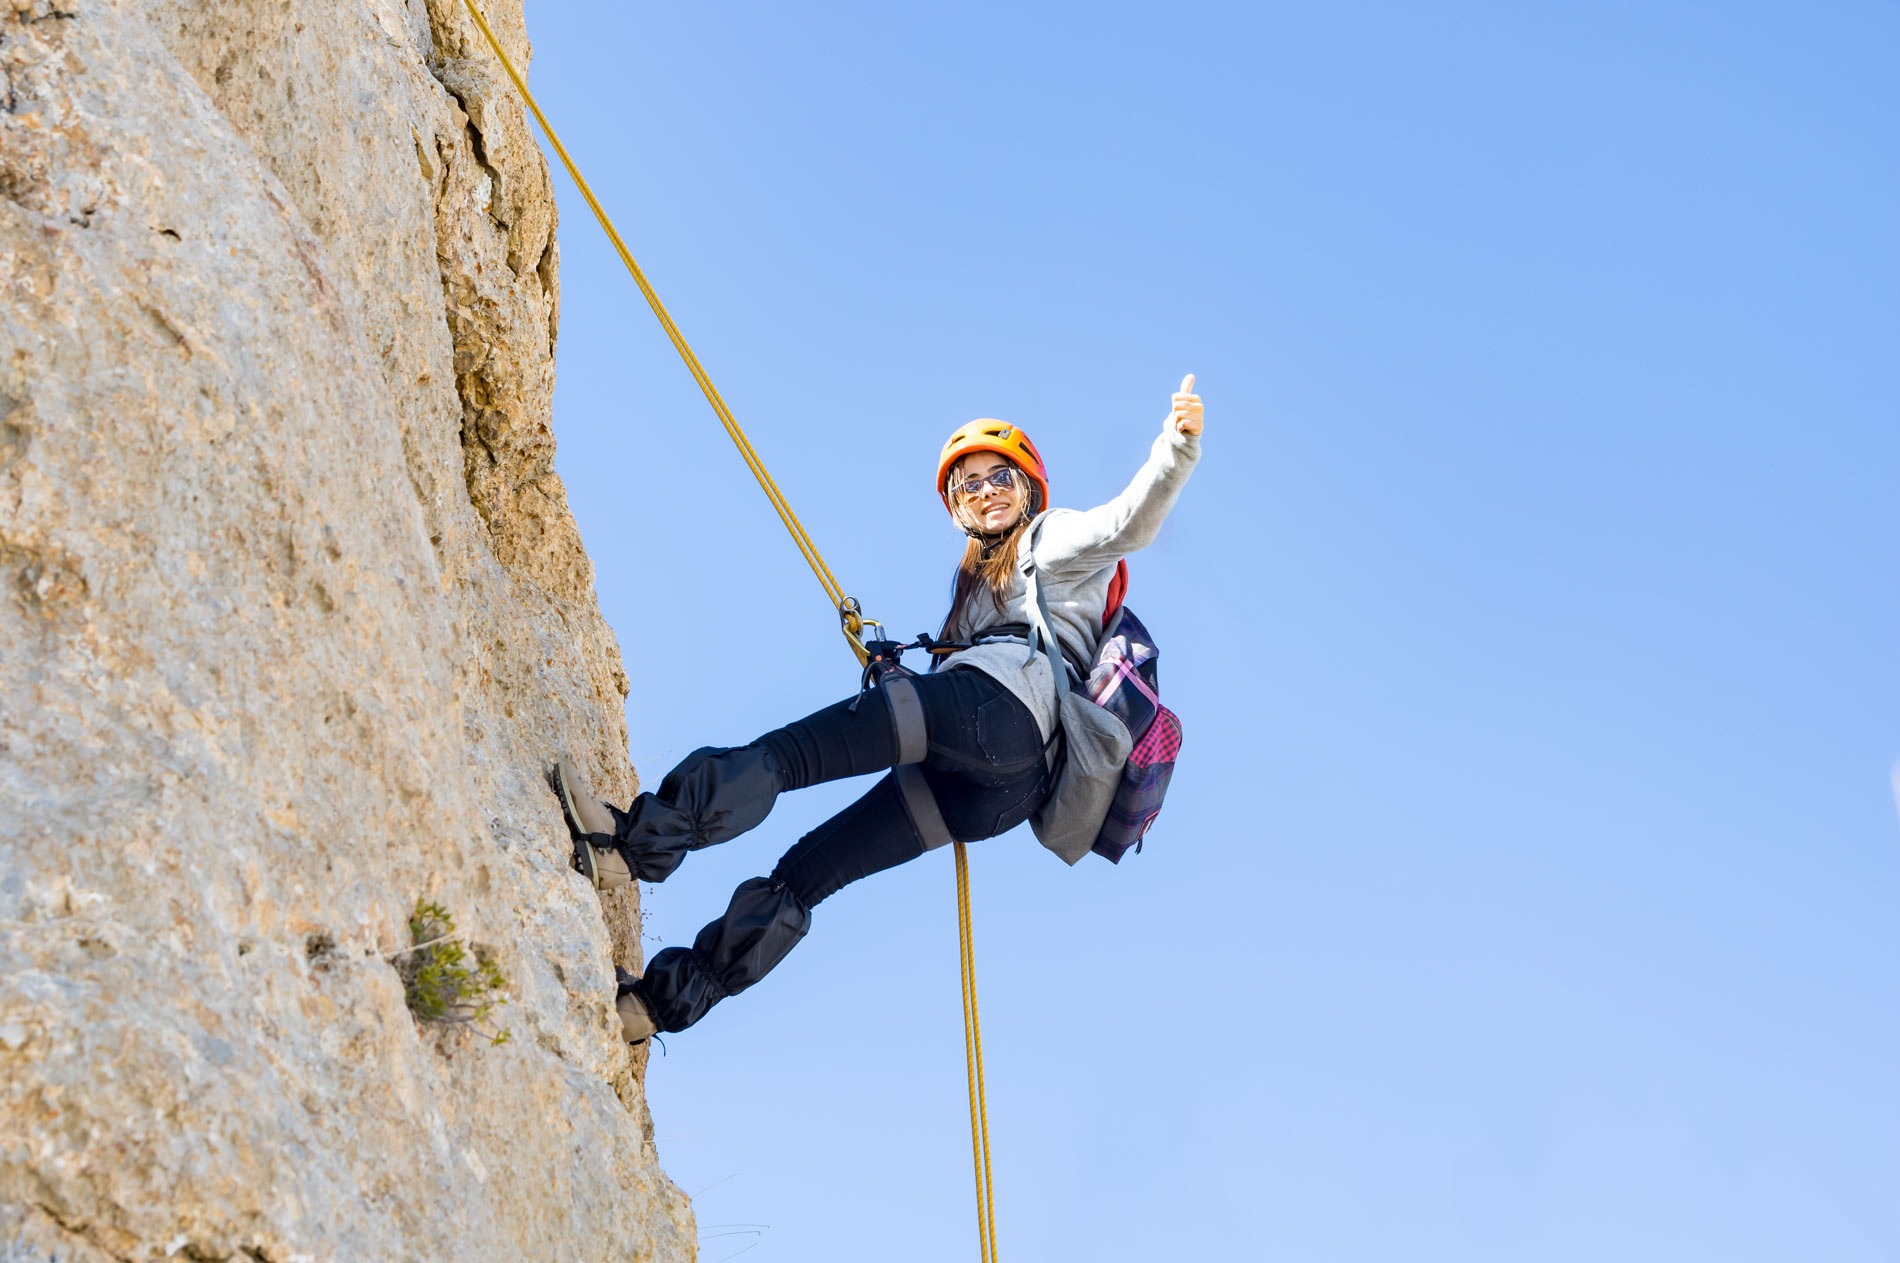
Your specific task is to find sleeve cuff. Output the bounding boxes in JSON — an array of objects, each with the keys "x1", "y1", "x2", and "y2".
[{"x1": 1162, "y1": 425, "x2": 1202, "y2": 457}]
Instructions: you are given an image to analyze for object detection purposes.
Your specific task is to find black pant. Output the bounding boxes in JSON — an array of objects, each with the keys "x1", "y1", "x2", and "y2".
[{"x1": 617, "y1": 668, "x2": 1048, "y2": 1033}]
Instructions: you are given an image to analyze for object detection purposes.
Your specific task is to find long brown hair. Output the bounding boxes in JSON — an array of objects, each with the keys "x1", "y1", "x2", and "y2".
[{"x1": 937, "y1": 459, "x2": 1041, "y2": 638}]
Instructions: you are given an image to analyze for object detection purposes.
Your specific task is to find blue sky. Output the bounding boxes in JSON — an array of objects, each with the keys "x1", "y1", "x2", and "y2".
[{"x1": 518, "y1": 3, "x2": 1897, "y2": 1259}]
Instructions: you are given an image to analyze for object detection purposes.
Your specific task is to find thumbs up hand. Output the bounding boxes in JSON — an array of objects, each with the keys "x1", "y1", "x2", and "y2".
[{"x1": 1168, "y1": 373, "x2": 1204, "y2": 437}]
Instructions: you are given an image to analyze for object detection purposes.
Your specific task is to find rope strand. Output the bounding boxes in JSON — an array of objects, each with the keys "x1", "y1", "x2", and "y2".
[
  {"x1": 457, "y1": 7, "x2": 998, "y2": 1255},
  {"x1": 456, "y1": 0, "x2": 863, "y2": 655},
  {"x1": 956, "y1": 840, "x2": 1000, "y2": 1262}
]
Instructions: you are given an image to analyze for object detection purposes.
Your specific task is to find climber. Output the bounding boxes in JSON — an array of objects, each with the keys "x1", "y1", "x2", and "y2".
[{"x1": 554, "y1": 375, "x2": 1205, "y2": 1042}]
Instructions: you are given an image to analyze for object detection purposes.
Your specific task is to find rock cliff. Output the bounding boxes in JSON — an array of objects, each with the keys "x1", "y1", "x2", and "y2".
[{"x1": 0, "y1": 0, "x2": 693, "y2": 1258}]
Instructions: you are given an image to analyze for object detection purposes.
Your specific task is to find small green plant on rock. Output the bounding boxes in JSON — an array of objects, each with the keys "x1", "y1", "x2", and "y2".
[{"x1": 398, "y1": 899, "x2": 510, "y2": 1045}]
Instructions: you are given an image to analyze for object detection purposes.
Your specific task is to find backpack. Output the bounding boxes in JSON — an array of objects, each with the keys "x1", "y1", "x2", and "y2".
[
  {"x1": 1020, "y1": 521, "x2": 1183, "y2": 864},
  {"x1": 1082, "y1": 603, "x2": 1182, "y2": 862}
]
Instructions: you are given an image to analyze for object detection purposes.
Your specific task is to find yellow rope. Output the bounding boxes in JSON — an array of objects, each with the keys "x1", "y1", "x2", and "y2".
[
  {"x1": 456, "y1": 0, "x2": 866, "y2": 661},
  {"x1": 955, "y1": 840, "x2": 1000, "y2": 1263},
  {"x1": 458, "y1": 6, "x2": 999, "y2": 1254}
]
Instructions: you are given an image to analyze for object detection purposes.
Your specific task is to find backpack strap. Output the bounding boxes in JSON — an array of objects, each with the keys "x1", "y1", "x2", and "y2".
[{"x1": 1018, "y1": 513, "x2": 1076, "y2": 703}]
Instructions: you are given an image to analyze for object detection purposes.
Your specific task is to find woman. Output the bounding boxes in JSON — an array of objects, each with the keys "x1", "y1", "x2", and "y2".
[{"x1": 556, "y1": 375, "x2": 1204, "y2": 1041}]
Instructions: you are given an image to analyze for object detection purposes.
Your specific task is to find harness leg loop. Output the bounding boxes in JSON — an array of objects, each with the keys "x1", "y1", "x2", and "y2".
[{"x1": 881, "y1": 674, "x2": 930, "y2": 767}]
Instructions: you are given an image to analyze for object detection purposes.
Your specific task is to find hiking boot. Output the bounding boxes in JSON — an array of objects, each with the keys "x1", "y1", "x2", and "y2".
[
  {"x1": 553, "y1": 759, "x2": 633, "y2": 890},
  {"x1": 615, "y1": 968, "x2": 657, "y2": 1043}
]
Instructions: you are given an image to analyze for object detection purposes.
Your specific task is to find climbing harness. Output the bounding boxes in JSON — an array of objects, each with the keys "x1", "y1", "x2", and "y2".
[{"x1": 456, "y1": 5, "x2": 1000, "y2": 1256}]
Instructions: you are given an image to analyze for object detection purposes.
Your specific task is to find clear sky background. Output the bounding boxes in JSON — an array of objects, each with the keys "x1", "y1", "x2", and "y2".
[{"x1": 517, "y1": 4, "x2": 1897, "y2": 1260}]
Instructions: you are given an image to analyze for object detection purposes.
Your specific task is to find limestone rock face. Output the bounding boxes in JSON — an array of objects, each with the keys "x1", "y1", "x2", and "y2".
[{"x1": 0, "y1": 0, "x2": 692, "y2": 1258}]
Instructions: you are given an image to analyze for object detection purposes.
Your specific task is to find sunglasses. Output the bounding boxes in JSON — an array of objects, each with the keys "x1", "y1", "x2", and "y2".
[{"x1": 952, "y1": 467, "x2": 1020, "y2": 498}]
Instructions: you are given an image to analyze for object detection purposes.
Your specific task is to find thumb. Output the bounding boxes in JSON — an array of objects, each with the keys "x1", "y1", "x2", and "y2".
[{"x1": 1178, "y1": 372, "x2": 1196, "y2": 395}]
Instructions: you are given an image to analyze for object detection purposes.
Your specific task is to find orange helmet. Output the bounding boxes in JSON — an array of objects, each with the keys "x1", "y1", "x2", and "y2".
[{"x1": 936, "y1": 419, "x2": 1050, "y2": 512}]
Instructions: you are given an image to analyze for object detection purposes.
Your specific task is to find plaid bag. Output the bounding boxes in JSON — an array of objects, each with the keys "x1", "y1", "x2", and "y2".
[{"x1": 1085, "y1": 607, "x2": 1182, "y2": 863}]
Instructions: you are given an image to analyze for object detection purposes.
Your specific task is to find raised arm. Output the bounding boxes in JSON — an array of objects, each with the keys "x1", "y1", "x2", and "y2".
[{"x1": 1034, "y1": 374, "x2": 1205, "y2": 575}]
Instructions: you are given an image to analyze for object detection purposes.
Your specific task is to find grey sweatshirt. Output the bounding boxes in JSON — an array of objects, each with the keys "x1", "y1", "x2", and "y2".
[{"x1": 937, "y1": 425, "x2": 1201, "y2": 736}]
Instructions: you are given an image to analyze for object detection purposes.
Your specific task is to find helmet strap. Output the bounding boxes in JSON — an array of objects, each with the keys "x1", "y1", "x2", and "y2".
[{"x1": 967, "y1": 525, "x2": 1006, "y2": 553}]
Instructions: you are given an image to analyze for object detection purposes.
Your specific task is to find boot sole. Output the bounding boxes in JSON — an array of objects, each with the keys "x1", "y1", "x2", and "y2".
[{"x1": 552, "y1": 760, "x2": 603, "y2": 889}]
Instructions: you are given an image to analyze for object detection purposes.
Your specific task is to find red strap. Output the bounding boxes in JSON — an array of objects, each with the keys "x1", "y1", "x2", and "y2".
[{"x1": 1103, "y1": 559, "x2": 1129, "y2": 629}]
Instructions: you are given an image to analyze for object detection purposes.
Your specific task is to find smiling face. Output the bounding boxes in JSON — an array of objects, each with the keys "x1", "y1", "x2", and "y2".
[{"x1": 950, "y1": 451, "x2": 1030, "y2": 534}]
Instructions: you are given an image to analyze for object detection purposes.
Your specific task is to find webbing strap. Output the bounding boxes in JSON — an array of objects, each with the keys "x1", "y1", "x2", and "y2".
[
  {"x1": 1018, "y1": 513, "x2": 1078, "y2": 698},
  {"x1": 894, "y1": 766, "x2": 954, "y2": 852},
  {"x1": 882, "y1": 676, "x2": 930, "y2": 766}
]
